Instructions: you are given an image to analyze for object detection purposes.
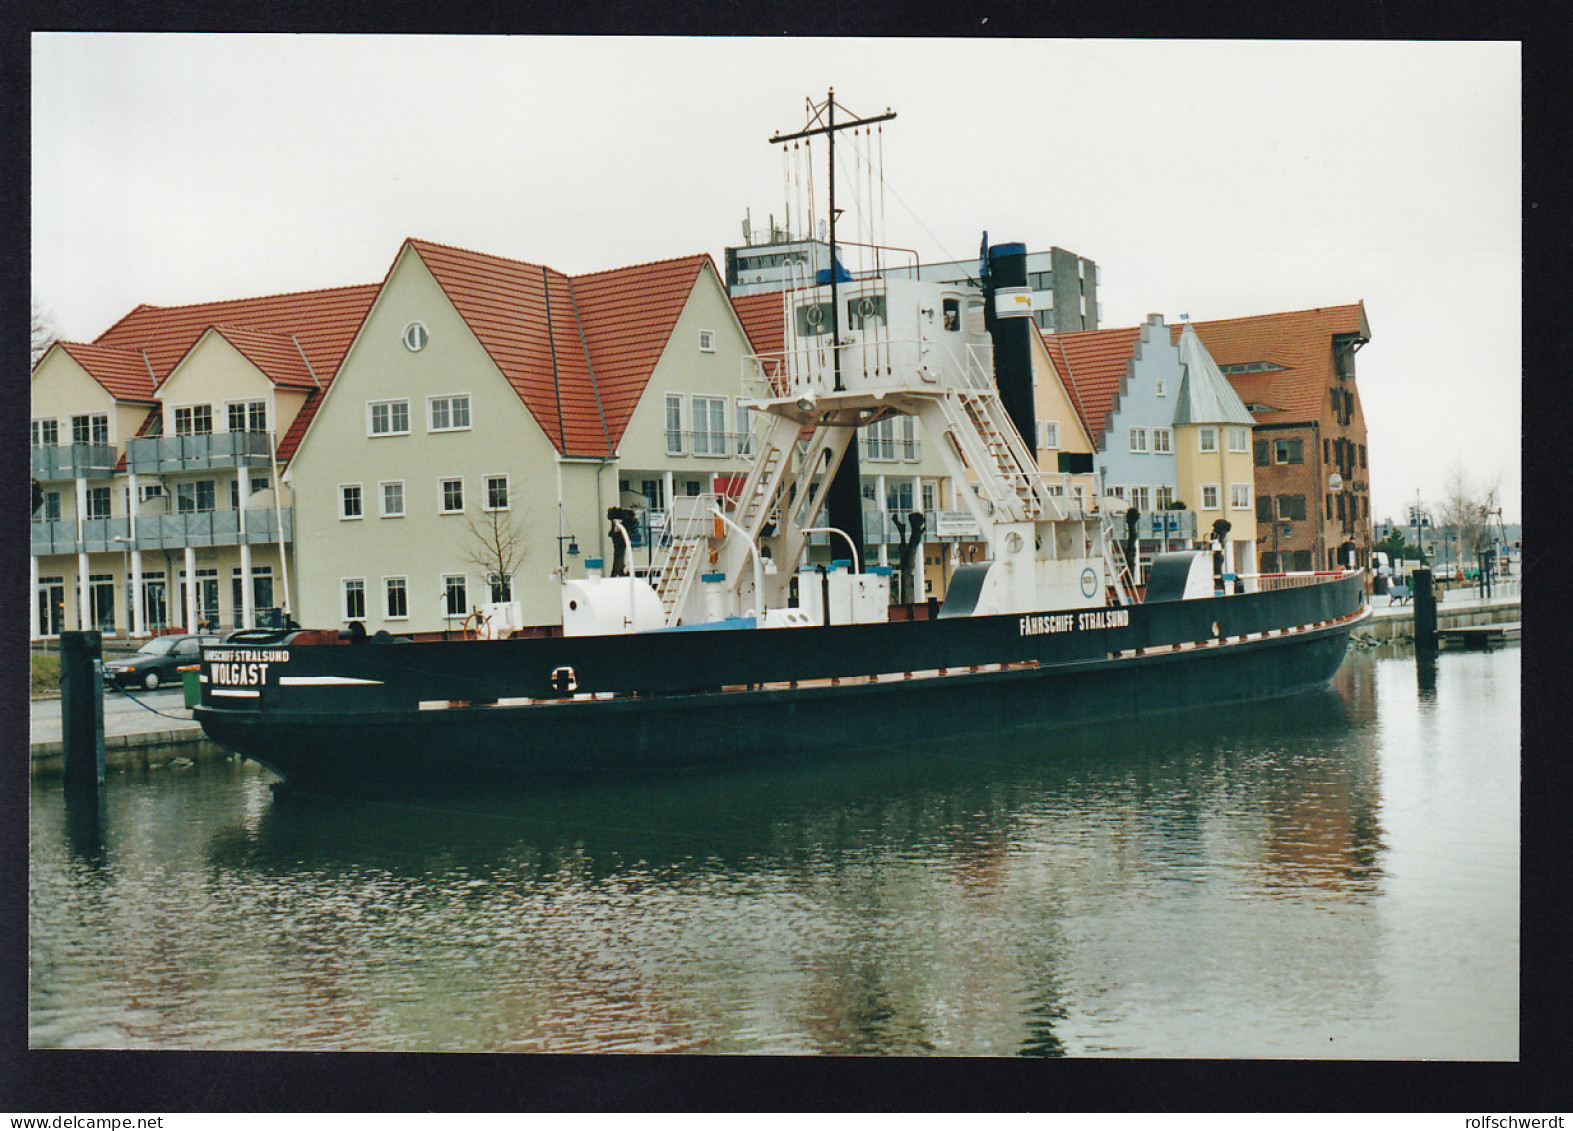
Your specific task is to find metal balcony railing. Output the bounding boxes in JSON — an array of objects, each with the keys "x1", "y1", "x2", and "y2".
[
  {"x1": 125, "y1": 430, "x2": 274, "y2": 473},
  {"x1": 30, "y1": 443, "x2": 119, "y2": 481},
  {"x1": 30, "y1": 506, "x2": 293, "y2": 556}
]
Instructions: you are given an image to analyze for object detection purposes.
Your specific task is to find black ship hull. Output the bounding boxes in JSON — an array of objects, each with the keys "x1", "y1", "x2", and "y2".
[{"x1": 195, "y1": 576, "x2": 1367, "y2": 792}]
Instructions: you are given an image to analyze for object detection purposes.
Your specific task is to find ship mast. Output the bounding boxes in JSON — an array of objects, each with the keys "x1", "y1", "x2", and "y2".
[{"x1": 770, "y1": 90, "x2": 896, "y2": 570}]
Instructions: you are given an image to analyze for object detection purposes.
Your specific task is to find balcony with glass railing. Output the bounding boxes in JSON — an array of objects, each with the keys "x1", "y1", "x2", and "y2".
[
  {"x1": 31, "y1": 506, "x2": 294, "y2": 556},
  {"x1": 126, "y1": 430, "x2": 274, "y2": 473},
  {"x1": 31, "y1": 443, "x2": 120, "y2": 481}
]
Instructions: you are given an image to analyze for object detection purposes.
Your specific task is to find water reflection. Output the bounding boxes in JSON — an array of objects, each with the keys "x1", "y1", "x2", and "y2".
[{"x1": 32, "y1": 649, "x2": 1521, "y2": 1057}]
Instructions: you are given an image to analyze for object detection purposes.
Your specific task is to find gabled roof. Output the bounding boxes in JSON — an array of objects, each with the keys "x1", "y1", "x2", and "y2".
[
  {"x1": 93, "y1": 284, "x2": 379, "y2": 393},
  {"x1": 1171, "y1": 303, "x2": 1369, "y2": 422},
  {"x1": 1173, "y1": 322, "x2": 1255, "y2": 427},
  {"x1": 204, "y1": 325, "x2": 321, "y2": 390},
  {"x1": 1039, "y1": 325, "x2": 1142, "y2": 445},
  {"x1": 407, "y1": 239, "x2": 713, "y2": 458},
  {"x1": 50, "y1": 341, "x2": 159, "y2": 402},
  {"x1": 572, "y1": 254, "x2": 713, "y2": 452}
]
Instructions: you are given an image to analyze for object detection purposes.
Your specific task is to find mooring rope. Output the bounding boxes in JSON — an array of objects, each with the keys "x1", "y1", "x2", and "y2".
[{"x1": 104, "y1": 680, "x2": 194, "y2": 721}]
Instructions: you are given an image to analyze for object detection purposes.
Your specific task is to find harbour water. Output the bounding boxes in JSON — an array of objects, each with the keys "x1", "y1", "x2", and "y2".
[{"x1": 28, "y1": 643, "x2": 1519, "y2": 1057}]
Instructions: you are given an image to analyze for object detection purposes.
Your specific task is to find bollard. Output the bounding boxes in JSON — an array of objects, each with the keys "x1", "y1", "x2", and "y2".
[
  {"x1": 60, "y1": 631, "x2": 106, "y2": 790},
  {"x1": 1412, "y1": 567, "x2": 1437, "y2": 653}
]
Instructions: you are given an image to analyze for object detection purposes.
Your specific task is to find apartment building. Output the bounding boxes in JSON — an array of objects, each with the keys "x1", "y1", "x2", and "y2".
[
  {"x1": 29, "y1": 285, "x2": 375, "y2": 639},
  {"x1": 1041, "y1": 315, "x2": 1199, "y2": 579},
  {"x1": 1179, "y1": 304, "x2": 1374, "y2": 572},
  {"x1": 1172, "y1": 322, "x2": 1259, "y2": 579}
]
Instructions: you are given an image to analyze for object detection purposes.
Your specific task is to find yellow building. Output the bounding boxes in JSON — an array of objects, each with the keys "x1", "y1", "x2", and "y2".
[{"x1": 1173, "y1": 322, "x2": 1258, "y2": 578}]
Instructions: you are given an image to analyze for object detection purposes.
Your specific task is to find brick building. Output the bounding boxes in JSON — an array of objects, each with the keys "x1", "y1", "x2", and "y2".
[{"x1": 1179, "y1": 304, "x2": 1373, "y2": 572}]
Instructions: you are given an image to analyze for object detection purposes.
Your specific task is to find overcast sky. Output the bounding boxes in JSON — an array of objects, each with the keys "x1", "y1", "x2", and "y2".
[{"x1": 31, "y1": 34, "x2": 1521, "y2": 524}]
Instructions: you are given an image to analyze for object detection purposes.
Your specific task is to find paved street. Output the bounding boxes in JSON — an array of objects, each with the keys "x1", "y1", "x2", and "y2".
[{"x1": 30, "y1": 684, "x2": 198, "y2": 747}]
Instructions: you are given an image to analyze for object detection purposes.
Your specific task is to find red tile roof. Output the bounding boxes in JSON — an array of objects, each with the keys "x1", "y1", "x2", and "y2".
[
  {"x1": 408, "y1": 239, "x2": 713, "y2": 458},
  {"x1": 1039, "y1": 325, "x2": 1143, "y2": 446},
  {"x1": 84, "y1": 284, "x2": 376, "y2": 465},
  {"x1": 51, "y1": 341, "x2": 159, "y2": 402},
  {"x1": 730, "y1": 291, "x2": 791, "y2": 358},
  {"x1": 1170, "y1": 303, "x2": 1370, "y2": 421},
  {"x1": 207, "y1": 325, "x2": 321, "y2": 390},
  {"x1": 573, "y1": 255, "x2": 712, "y2": 453},
  {"x1": 93, "y1": 284, "x2": 378, "y2": 389}
]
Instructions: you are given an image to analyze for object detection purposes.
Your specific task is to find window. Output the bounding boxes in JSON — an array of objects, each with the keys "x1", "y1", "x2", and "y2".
[
  {"x1": 1337, "y1": 494, "x2": 1347, "y2": 521},
  {"x1": 440, "y1": 477, "x2": 464, "y2": 514},
  {"x1": 1359, "y1": 444, "x2": 1367, "y2": 469},
  {"x1": 735, "y1": 399, "x2": 754, "y2": 456},
  {"x1": 698, "y1": 329, "x2": 716, "y2": 352},
  {"x1": 31, "y1": 419, "x2": 58, "y2": 447},
  {"x1": 484, "y1": 475, "x2": 509, "y2": 511},
  {"x1": 488, "y1": 572, "x2": 512, "y2": 603},
  {"x1": 942, "y1": 298, "x2": 961, "y2": 332},
  {"x1": 1227, "y1": 426, "x2": 1249, "y2": 453},
  {"x1": 665, "y1": 394, "x2": 684, "y2": 455},
  {"x1": 227, "y1": 400, "x2": 267, "y2": 433},
  {"x1": 1129, "y1": 427, "x2": 1148, "y2": 453},
  {"x1": 384, "y1": 577, "x2": 408, "y2": 620},
  {"x1": 865, "y1": 417, "x2": 898, "y2": 461},
  {"x1": 1327, "y1": 495, "x2": 1335, "y2": 521},
  {"x1": 1201, "y1": 484, "x2": 1219, "y2": 510},
  {"x1": 429, "y1": 394, "x2": 471, "y2": 432},
  {"x1": 173, "y1": 406, "x2": 213, "y2": 436},
  {"x1": 1198, "y1": 427, "x2": 1218, "y2": 453},
  {"x1": 442, "y1": 574, "x2": 468, "y2": 618},
  {"x1": 692, "y1": 395, "x2": 727, "y2": 456},
  {"x1": 1036, "y1": 420, "x2": 1059, "y2": 449},
  {"x1": 1152, "y1": 428, "x2": 1172, "y2": 454},
  {"x1": 380, "y1": 480, "x2": 405, "y2": 518},
  {"x1": 1230, "y1": 483, "x2": 1251, "y2": 509},
  {"x1": 1256, "y1": 495, "x2": 1274, "y2": 522},
  {"x1": 1254, "y1": 439, "x2": 1269, "y2": 467},
  {"x1": 1277, "y1": 494, "x2": 1307, "y2": 521},
  {"x1": 40, "y1": 490, "x2": 62, "y2": 521},
  {"x1": 1156, "y1": 485, "x2": 1175, "y2": 510},
  {"x1": 922, "y1": 482, "x2": 937, "y2": 512},
  {"x1": 403, "y1": 322, "x2": 428, "y2": 351},
  {"x1": 343, "y1": 579, "x2": 366, "y2": 620},
  {"x1": 176, "y1": 480, "x2": 216, "y2": 513},
  {"x1": 846, "y1": 294, "x2": 886, "y2": 331},
  {"x1": 795, "y1": 301, "x2": 834, "y2": 337},
  {"x1": 1154, "y1": 380, "x2": 1166, "y2": 397},
  {"x1": 340, "y1": 484, "x2": 363, "y2": 520},
  {"x1": 1130, "y1": 486, "x2": 1150, "y2": 511},
  {"x1": 369, "y1": 399, "x2": 411, "y2": 436},
  {"x1": 86, "y1": 486, "x2": 113, "y2": 519},
  {"x1": 72, "y1": 414, "x2": 110, "y2": 445},
  {"x1": 251, "y1": 475, "x2": 270, "y2": 495},
  {"x1": 1273, "y1": 438, "x2": 1304, "y2": 464},
  {"x1": 1108, "y1": 485, "x2": 1125, "y2": 499},
  {"x1": 1323, "y1": 438, "x2": 1332, "y2": 464}
]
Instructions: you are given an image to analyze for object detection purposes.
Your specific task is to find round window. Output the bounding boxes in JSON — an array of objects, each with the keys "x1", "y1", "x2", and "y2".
[{"x1": 402, "y1": 322, "x2": 429, "y2": 351}]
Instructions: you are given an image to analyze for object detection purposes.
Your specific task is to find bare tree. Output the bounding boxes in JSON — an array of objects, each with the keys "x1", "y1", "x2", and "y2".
[
  {"x1": 1435, "y1": 463, "x2": 1501, "y2": 565},
  {"x1": 31, "y1": 296, "x2": 58, "y2": 370},
  {"x1": 461, "y1": 504, "x2": 528, "y2": 605}
]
